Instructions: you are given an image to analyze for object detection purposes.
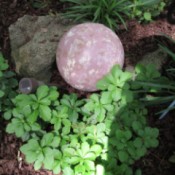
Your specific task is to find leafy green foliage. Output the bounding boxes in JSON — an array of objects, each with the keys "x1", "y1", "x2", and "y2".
[
  {"x1": 60, "y1": 0, "x2": 131, "y2": 30},
  {"x1": 136, "y1": 36, "x2": 175, "y2": 119},
  {"x1": 60, "y1": 93, "x2": 84, "y2": 123},
  {"x1": 60, "y1": 0, "x2": 166, "y2": 30},
  {"x1": 5, "y1": 64, "x2": 161, "y2": 174},
  {"x1": 130, "y1": 0, "x2": 166, "y2": 22},
  {"x1": 82, "y1": 93, "x2": 114, "y2": 124},
  {"x1": 6, "y1": 107, "x2": 42, "y2": 141},
  {"x1": 97, "y1": 65, "x2": 133, "y2": 104},
  {"x1": 13, "y1": 85, "x2": 59, "y2": 122},
  {"x1": 20, "y1": 133, "x2": 61, "y2": 172},
  {"x1": 0, "y1": 53, "x2": 18, "y2": 118},
  {"x1": 64, "y1": 142, "x2": 102, "y2": 174}
]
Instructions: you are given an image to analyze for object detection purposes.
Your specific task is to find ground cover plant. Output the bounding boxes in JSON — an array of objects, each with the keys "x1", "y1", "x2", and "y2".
[
  {"x1": 131, "y1": 35, "x2": 175, "y2": 120},
  {"x1": 0, "y1": 53, "x2": 17, "y2": 119},
  {"x1": 130, "y1": 0, "x2": 166, "y2": 22},
  {"x1": 4, "y1": 63, "x2": 162, "y2": 175},
  {"x1": 60, "y1": 0, "x2": 167, "y2": 30}
]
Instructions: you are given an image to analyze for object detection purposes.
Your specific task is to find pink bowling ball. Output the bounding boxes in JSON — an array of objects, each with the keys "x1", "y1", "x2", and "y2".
[{"x1": 56, "y1": 23, "x2": 124, "y2": 91}]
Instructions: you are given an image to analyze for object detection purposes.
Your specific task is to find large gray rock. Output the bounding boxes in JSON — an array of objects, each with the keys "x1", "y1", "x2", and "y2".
[
  {"x1": 138, "y1": 48, "x2": 167, "y2": 70},
  {"x1": 9, "y1": 15, "x2": 73, "y2": 82},
  {"x1": 125, "y1": 48, "x2": 167, "y2": 73}
]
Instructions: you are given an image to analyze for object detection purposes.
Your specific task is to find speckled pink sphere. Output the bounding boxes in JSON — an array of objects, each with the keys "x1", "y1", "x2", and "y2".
[{"x1": 56, "y1": 23, "x2": 124, "y2": 91}]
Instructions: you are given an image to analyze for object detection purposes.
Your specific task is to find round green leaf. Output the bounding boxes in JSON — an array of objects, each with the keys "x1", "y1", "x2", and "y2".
[
  {"x1": 118, "y1": 151, "x2": 129, "y2": 162},
  {"x1": 133, "y1": 138, "x2": 143, "y2": 148},
  {"x1": 0, "y1": 90, "x2": 5, "y2": 98},
  {"x1": 3, "y1": 111, "x2": 12, "y2": 120}
]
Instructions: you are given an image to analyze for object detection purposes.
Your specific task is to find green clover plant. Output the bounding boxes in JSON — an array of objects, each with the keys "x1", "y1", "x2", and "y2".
[
  {"x1": 20, "y1": 132, "x2": 61, "y2": 171},
  {"x1": 13, "y1": 85, "x2": 59, "y2": 122},
  {"x1": 6, "y1": 64, "x2": 161, "y2": 175},
  {"x1": 63, "y1": 142, "x2": 102, "y2": 174},
  {"x1": 97, "y1": 65, "x2": 133, "y2": 104},
  {"x1": 60, "y1": 93, "x2": 84, "y2": 123},
  {"x1": 6, "y1": 106, "x2": 42, "y2": 141},
  {"x1": 130, "y1": 0, "x2": 166, "y2": 22},
  {"x1": 0, "y1": 53, "x2": 18, "y2": 119}
]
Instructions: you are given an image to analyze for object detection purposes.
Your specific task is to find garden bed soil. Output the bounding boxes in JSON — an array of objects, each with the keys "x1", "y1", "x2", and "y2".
[{"x1": 0, "y1": 1, "x2": 175, "y2": 175}]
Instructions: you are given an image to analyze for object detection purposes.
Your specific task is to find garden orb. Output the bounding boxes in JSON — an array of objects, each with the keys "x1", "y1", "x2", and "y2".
[{"x1": 56, "y1": 23, "x2": 124, "y2": 91}]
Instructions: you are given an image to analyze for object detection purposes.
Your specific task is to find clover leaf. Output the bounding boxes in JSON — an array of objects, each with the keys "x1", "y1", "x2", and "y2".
[
  {"x1": 63, "y1": 142, "x2": 102, "y2": 174},
  {"x1": 51, "y1": 107, "x2": 69, "y2": 130},
  {"x1": 6, "y1": 106, "x2": 41, "y2": 141},
  {"x1": 97, "y1": 65, "x2": 132, "y2": 91},
  {"x1": 13, "y1": 85, "x2": 59, "y2": 122},
  {"x1": 82, "y1": 93, "x2": 114, "y2": 123},
  {"x1": 4, "y1": 61, "x2": 161, "y2": 175},
  {"x1": 135, "y1": 64, "x2": 160, "y2": 80},
  {"x1": 0, "y1": 53, "x2": 17, "y2": 117},
  {"x1": 61, "y1": 93, "x2": 84, "y2": 123},
  {"x1": 20, "y1": 133, "x2": 60, "y2": 171}
]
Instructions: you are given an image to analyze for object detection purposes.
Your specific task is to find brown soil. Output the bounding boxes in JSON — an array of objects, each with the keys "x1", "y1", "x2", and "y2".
[{"x1": 0, "y1": 1, "x2": 175, "y2": 175}]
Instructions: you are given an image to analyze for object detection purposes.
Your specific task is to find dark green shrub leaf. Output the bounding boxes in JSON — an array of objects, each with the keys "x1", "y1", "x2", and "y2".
[
  {"x1": 133, "y1": 138, "x2": 143, "y2": 148},
  {"x1": 118, "y1": 151, "x2": 129, "y2": 162},
  {"x1": 135, "y1": 169, "x2": 142, "y2": 175},
  {"x1": 3, "y1": 110, "x2": 12, "y2": 120},
  {"x1": 0, "y1": 90, "x2": 5, "y2": 97},
  {"x1": 136, "y1": 147, "x2": 147, "y2": 158},
  {"x1": 132, "y1": 121, "x2": 142, "y2": 131}
]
